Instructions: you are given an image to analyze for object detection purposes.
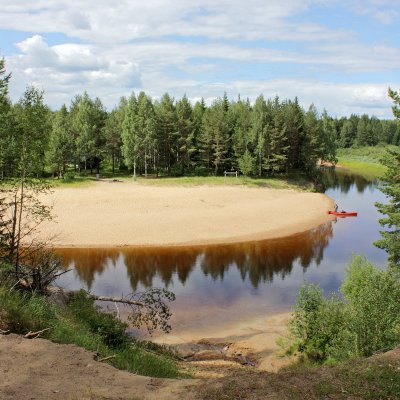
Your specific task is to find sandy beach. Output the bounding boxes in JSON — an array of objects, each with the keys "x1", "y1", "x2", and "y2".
[{"x1": 40, "y1": 181, "x2": 334, "y2": 247}]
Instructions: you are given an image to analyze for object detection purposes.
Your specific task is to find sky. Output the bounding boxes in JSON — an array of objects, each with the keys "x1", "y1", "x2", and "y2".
[{"x1": 1, "y1": 0, "x2": 400, "y2": 118}]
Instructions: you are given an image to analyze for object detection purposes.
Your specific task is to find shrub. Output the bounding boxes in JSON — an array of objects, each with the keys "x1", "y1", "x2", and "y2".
[
  {"x1": 68, "y1": 290, "x2": 129, "y2": 349},
  {"x1": 289, "y1": 283, "x2": 348, "y2": 361},
  {"x1": 289, "y1": 256, "x2": 400, "y2": 363},
  {"x1": 342, "y1": 256, "x2": 400, "y2": 356}
]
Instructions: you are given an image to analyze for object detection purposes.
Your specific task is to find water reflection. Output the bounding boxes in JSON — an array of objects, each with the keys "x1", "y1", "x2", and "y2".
[
  {"x1": 56, "y1": 222, "x2": 333, "y2": 292},
  {"x1": 55, "y1": 168, "x2": 388, "y2": 335},
  {"x1": 322, "y1": 167, "x2": 376, "y2": 193}
]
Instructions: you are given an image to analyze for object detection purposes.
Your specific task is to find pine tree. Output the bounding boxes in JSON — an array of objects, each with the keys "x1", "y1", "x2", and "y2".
[
  {"x1": 104, "y1": 97, "x2": 126, "y2": 175},
  {"x1": 176, "y1": 95, "x2": 195, "y2": 175},
  {"x1": 137, "y1": 92, "x2": 157, "y2": 177},
  {"x1": 200, "y1": 99, "x2": 229, "y2": 175},
  {"x1": 265, "y1": 96, "x2": 289, "y2": 173},
  {"x1": 302, "y1": 104, "x2": 322, "y2": 173},
  {"x1": 230, "y1": 97, "x2": 253, "y2": 173},
  {"x1": 251, "y1": 95, "x2": 269, "y2": 176},
  {"x1": 375, "y1": 147, "x2": 400, "y2": 267},
  {"x1": 284, "y1": 97, "x2": 304, "y2": 170},
  {"x1": 122, "y1": 92, "x2": 139, "y2": 177},
  {"x1": 154, "y1": 93, "x2": 177, "y2": 174},
  {"x1": 374, "y1": 88, "x2": 400, "y2": 268}
]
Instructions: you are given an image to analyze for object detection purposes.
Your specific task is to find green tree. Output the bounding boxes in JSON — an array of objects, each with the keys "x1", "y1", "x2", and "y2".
[
  {"x1": 284, "y1": 97, "x2": 304, "y2": 170},
  {"x1": 122, "y1": 92, "x2": 157, "y2": 178},
  {"x1": 339, "y1": 118, "x2": 357, "y2": 148},
  {"x1": 0, "y1": 87, "x2": 55, "y2": 285},
  {"x1": 0, "y1": 58, "x2": 13, "y2": 178},
  {"x1": 47, "y1": 105, "x2": 74, "y2": 177},
  {"x1": 201, "y1": 98, "x2": 229, "y2": 175},
  {"x1": 320, "y1": 110, "x2": 338, "y2": 165},
  {"x1": 230, "y1": 97, "x2": 253, "y2": 172},
  {"x1": 375, "y1": 147, "x2": 400, "y2": 267},
  {"x1": 13, "y1": 86, "x2": 51, "y2": 177},
  {"x1": 136, "y1": 92, "x2": 157, "y2": 177},
  {"x1": 122, "y1": 93, "x2": 139, "y2": 177},
  {"x1": 265, "y1": 96, "x2": 289, "y2": 173},
  {"x1": 374, "y1": 88, "x2": 400, "y2": 268},
  {"x1": 154, "y1": 93, "x2": 177, "y2": 175},
  {"x1": 251, "y1": 95, "x2": 270, "y2": 176},
  {"x1": 72, "y1": 92, "x2": 106, "y2": 174},
  {"x1": 176, "y1": 95, "x2": 195, "y2": 175},
  {"x1": 104, "y1": 97, "x2": 126, "y2": 175},
  {"x1": 192, "y1": 99, "x2": 206, "y2": 171},
  {"x1": 301, "y1": 104, "x2": 322, "y2": 174}
]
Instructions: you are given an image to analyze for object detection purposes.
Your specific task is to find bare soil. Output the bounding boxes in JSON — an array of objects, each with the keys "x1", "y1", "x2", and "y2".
[{"x1": 2, "y1": 333, "x2": 399, "y2": 400}]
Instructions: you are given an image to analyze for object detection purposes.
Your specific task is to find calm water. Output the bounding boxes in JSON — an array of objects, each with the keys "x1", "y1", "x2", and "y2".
[{"x1": 56, "y1": 169, "x2": 388, "y2": 335}]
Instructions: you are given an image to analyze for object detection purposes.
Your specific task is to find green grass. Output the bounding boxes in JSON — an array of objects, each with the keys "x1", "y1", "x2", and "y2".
[
  {"x1": 134, "y1": 174, "x2": 314, "y2": 191},
  {"x1": 336, "y1": 145, "x2": 397, "y2": 179},
  {"x1": 0, "y1": 286, "x2": 184, "y2": 378},
  {"x1": 44, "y1": 173, "x2": 316, "y2": 191}
]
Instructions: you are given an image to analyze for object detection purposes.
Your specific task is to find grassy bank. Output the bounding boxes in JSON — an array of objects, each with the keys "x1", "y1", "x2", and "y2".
[
  {"x1": 0, "y1": 285, "x2": 184, "y2": 378},
  {"x1": 336, "y1": 145, "x2": 396, "y2": 179},
  {"x1": 46, "y1": 172, "x2": 315, "y2": 191}
]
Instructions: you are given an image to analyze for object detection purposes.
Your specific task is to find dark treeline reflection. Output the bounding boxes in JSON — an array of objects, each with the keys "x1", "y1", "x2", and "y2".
[
  {"x1": 56, "y1": 221, "x2": 333, "y2": 291},
  {"x1": 322, "y1": 167, "x2": 375, "y2": 193}
]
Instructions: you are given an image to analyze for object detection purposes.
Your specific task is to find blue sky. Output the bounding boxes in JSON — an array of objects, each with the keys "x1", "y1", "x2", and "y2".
[{"x1": 0, "y1": 0, "x2": 399, "y2": 117}]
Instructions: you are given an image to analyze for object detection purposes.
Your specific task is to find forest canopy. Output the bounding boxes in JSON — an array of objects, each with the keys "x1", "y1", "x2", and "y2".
[{"x1": 0, "y1": 58, "x2": 398, "y2": 180}]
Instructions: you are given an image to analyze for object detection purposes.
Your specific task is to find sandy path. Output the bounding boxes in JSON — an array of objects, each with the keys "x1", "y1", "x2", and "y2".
[{"x1": 40, "y1": 182, "x2": 334, "y2": 247}]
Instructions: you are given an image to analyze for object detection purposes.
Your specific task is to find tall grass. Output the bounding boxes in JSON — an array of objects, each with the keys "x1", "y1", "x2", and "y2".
[{"x1": 0, "y1": 287, "x2": 184, "y2": 378}]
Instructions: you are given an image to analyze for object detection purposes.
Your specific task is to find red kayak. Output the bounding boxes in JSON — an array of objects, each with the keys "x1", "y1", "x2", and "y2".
[{"x1": 328, "y1": 211, "x2": 358, "y2": 217}]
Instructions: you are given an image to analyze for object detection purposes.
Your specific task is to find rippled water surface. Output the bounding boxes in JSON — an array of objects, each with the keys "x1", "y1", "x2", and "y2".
[{"x1": 56, "y1": 169, "x2": 388, "y2": 334}]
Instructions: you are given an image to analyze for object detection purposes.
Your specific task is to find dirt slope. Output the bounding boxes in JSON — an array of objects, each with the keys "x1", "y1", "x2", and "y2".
[{"x1": 0, "y1": 334, "x2": 194, "y2": 400}]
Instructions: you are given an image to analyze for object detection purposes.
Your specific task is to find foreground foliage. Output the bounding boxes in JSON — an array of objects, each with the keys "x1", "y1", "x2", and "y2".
[
  {"x1": 0, "y1": 286, "x2": 183, "y2": 378},
  {"x1": 375, "y1": 147, "x2": 400, "y2": 269},
  {"x1": 288, "y1": 256, "x2": 400, "y2": 363}
]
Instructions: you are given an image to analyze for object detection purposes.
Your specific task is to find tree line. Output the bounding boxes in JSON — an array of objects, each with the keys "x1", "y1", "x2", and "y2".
[{"x1": 0, "y1": 58, "x2": 398, "y2": 180}]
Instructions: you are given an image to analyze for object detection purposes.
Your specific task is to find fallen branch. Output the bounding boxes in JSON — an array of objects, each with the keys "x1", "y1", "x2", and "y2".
[
  {"x1": 98, "y1": 355, "x2": 116, "y2": 362},
  {"x1": 89, "y1": 295, "x2": 145, "y2": 307},
  {"x1": 0, "y1": 329, "x2": 10, "y2": 335},
  {"x1": 24, "y1": 328, "x2": 51, "y2": 339}
]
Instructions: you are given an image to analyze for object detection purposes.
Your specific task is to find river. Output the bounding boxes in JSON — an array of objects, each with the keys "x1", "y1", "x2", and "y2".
[{"x1": 55, "y1": 169, "x2": 388, "y2": 337}]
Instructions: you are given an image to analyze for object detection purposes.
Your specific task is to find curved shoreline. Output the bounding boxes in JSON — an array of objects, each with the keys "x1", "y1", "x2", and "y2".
[{"x1": 40, "y1": 181, "x2": 335, "y2": 248}]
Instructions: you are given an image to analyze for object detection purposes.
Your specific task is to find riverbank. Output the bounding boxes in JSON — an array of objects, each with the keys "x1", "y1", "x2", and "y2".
[
  {"x1": 1, "y1": 331, "x2": 398, "y2": 400},
  {"x1": 39, "y1": 181, "x2": 334, "y2": 247}
]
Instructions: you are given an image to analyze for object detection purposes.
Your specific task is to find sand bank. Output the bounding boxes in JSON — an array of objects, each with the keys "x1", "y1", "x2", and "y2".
[{"x1": 40, "y1": 181, "x2": 334, "y2": 247}]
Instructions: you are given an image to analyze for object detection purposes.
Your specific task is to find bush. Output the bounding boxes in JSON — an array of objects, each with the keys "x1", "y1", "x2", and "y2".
[
  {"x1": 289, "y1": 283, "x2": 348, "y2": 361},
  {"x1": 289, "y1": 256, "x2": 400, "y2": 363},
  {"x1": 342, "y1": 256, "x2": 400, "y2": 356},
  {"x1": 63, "y1": 171, "x2": 76, "y2": 181},
  {"x1": 68, "y1": 290, "x2": 129, "y2": 349}
]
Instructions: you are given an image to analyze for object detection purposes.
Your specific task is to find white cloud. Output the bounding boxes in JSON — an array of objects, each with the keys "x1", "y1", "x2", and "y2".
[
  {"x1": 1, "y1": 0, "x2": 399, "y2": 117},
  {"x1": 349, "y1": 0, "x2": 399, "y2": 24}
]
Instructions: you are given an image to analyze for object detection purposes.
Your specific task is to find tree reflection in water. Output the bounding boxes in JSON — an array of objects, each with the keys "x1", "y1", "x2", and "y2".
[{"x1": 56, "y1": 221, "x2": 333, "y2": 292}]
